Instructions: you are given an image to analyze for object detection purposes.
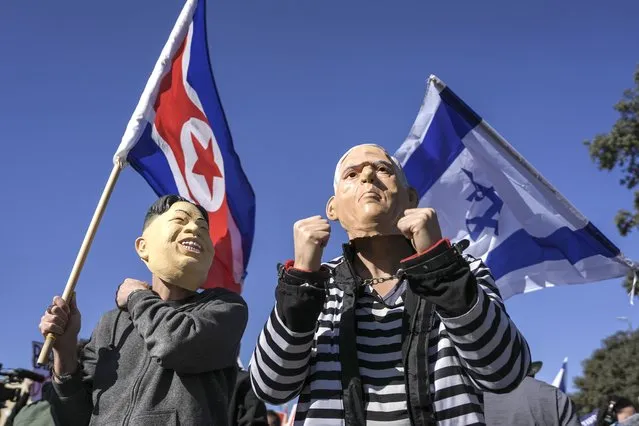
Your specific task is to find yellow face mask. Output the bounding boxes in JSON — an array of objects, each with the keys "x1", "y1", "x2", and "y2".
[{"x1": 135, "y1": 201, "x2": 214, "y2": 291}]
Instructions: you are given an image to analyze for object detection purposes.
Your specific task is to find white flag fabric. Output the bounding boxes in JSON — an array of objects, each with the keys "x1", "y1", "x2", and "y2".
[{"x1": 395, "y1": 75, "x2": 633, "y2": 299}]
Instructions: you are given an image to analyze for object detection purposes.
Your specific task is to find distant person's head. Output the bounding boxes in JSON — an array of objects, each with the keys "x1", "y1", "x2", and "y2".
[
  {"x1": 266, "y1": 410, "x2": 281, "y2": 426},
  {"x1": 136, "y1": 195, "x2": 214, "y2": 290},
  {"x1": 597, "y1": 396, "x2": 637, "y2": 425},
  {"x1": 617, "y1": 398, "x2": 637, "y2": 423}
]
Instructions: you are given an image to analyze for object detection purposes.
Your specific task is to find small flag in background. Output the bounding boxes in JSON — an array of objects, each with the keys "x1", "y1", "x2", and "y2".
[
  {"x1": 579, "y1": 410, "x2": 598, "y2": 426},
  {"x1": 394, "y1": 75, "x2": 634, "y2": 300},
  {"x1": 552, "y1": 357, "x2": 568, "y2": 393},
  {"x1": 114, "y1": 0, "x2": 255, "y2": 293}
]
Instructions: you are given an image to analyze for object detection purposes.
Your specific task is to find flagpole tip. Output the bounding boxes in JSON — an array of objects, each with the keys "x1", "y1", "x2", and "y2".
[{"x1": 427, "y1": 74, "x2": 446, "y2": 90}]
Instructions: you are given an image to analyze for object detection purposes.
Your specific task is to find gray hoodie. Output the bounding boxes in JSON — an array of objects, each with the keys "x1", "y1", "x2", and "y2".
[
  {"x1": 51, "y1": 288, "x2": 248, "y2": 426},
  {"x1": 483, "y1": 376, "x2": 580, "y2": 426}
]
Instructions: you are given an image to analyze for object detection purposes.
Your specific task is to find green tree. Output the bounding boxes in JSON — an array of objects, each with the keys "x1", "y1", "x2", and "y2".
[
  {"x1": 572, "y1": 329, "x2": 639, "y2": 414},
  {"x1": 585, "y1": 65, "x2": 639, "y2": 293}
]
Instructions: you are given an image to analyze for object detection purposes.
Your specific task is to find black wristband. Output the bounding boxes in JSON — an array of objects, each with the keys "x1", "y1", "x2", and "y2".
[
  {"x1": 278, "y1": 263, "x2": 330, "y2": 288},
  {"x1": 51, "y1": 363, "x2": 81, "y2": 383},
  {"x1": 400, "y1": 240, "x2": 470, "y2": 277}
]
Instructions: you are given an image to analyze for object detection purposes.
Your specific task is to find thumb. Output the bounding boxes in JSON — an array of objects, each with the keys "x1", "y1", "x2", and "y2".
[{"x1": 396, "y1": 217, "x2": 413, "y2": 239}]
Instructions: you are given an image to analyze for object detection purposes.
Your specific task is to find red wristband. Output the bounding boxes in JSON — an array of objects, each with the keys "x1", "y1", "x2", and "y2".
[{"x1": 283, "y1": 260, "x2": 313, "y2": 273}]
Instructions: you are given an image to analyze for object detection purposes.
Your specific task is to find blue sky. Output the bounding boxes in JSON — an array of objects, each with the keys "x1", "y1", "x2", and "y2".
[{"x1": 1, "y1": 0, "x2": 638, "y2": 396}]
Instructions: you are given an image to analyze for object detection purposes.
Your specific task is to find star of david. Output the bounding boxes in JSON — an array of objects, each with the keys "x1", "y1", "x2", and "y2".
[{"x1": 462, "y1": 168, "x2": 503, "y2": 240}]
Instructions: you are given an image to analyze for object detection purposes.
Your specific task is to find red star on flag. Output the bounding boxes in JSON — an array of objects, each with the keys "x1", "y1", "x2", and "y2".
[{"x1": 191, "y1": 132, "x2": 223, "y2": 197}]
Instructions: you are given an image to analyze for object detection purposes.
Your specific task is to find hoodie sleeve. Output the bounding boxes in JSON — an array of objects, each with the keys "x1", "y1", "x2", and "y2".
[
  {"x1": 127, "y1": 289, "x2": 248, "y2": 374},
  {"x1": 50, "y1": 326, "x2": 100, "y2": 426}
]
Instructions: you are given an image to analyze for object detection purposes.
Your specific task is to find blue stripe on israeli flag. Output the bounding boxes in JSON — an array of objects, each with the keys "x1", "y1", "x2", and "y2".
[{"x1": 395, "y1": 75, "x2": 633, "y2": 299}]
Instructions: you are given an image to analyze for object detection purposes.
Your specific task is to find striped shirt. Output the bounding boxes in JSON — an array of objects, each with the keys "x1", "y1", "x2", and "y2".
[
  {"x1": 355, "y1": 280, "x2": 409, "y2": 425},
  {"x1": 250, "y1": 255, "x2": 530, "y2": 425}
]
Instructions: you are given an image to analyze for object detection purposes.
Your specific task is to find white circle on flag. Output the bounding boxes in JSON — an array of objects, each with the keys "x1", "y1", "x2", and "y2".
[{"x1": 181, "y1": 118, "x2": 225, "y2": 212}]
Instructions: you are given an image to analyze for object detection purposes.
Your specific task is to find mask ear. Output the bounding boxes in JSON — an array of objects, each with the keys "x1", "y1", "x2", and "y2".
[
  {"x1": 135, "y1": 236, "x2": 149, "y2": 262},
  {"x1": 326, "y1": 196, "x2": 338, "y2": 221},
  {"x1": 407, "y1": 187, "x2": 419, "y2": 208}
]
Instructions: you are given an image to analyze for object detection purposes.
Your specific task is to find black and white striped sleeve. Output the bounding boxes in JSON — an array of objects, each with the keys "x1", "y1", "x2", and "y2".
[
  {"x1": 249, "y1": 265, "x2": 327, "y2": 405},
  {"x1": 556, "y1": 388, "x2": 581, "y2": 426},
  {"x1": 438, "y1": 256, "x2": 531, "y2": 393}
]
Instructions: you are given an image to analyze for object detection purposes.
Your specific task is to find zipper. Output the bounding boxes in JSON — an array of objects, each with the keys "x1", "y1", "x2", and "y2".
[
  {"x1": 342, "y1": 245, "x2": 361, "y2": 287},
  {"x1": 404, "y1": 295, "x2": 421, "y2": 425},
  {"x1": 422, "y1": 304, "x2": 437, "y2": 426},
  {"x1": 121, "y1": 354, "x2": 151, "y2": 425},
  {"x1": 119, "y1": 290, "x2": 215, "y2": 425}
]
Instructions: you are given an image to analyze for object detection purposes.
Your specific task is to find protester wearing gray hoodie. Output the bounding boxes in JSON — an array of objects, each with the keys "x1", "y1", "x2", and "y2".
[
  {"x1": 483, "y1": 361, "x2": 580, "y2": 426},
  {"x1": 39, "y1": 195, "x2": 248, "y2": 426}
]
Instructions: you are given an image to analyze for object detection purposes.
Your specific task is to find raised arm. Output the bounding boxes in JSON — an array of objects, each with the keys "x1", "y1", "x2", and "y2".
[
  {"x1": 127, "y1": 288, "x2": 248, "y2": 374},
  {"x1": 49, "y1": 333, "x2": 97, "y2": 426},
  {"x1": 39, "y1": 295, "x2": 94, "y2": 425},
  {"x1": 250, "y1": 216, "x2": 331, "y2": 404},
  {"x1": 249, "y1": 264, "x2": 328, "y2": 405},
  {"x1": 402, "y1": 239, "x2": 531, "y2": 393}
]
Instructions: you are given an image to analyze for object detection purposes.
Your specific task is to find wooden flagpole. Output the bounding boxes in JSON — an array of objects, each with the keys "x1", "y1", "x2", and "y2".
[
  {"x1": 37, "y1": 162, "x2": 124, "y2": 365},
  {"x1": 36, "y1": 0, "x2": 198, "y2": 367}
]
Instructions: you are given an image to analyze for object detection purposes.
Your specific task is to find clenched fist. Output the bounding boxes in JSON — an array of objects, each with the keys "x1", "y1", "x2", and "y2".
[
  {"x1": 116, "y1": 278, "x2": 151, "y2": 309},
  {"x1": 293, "y1": 216, "x2": 331, "y2": 271},
  {"x1": 397, "y1": 208, "x2": 443, "y2": 253},
  {"x1": 39, "y1": 295, "x2": 81, "y2": 353}
]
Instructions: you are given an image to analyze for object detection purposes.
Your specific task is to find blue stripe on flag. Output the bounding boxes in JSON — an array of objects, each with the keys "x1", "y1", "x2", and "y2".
[
  {"x1": 583, "y1": 221, "x2": 622, "y2": 258},
  {"x1": 402, "y1": 87, "x2": 481, "y2": 197},
  {"x1": 128, "y1": 124, "x2": 179, "y2": 196},
  {"x1": 403, "y1": 82, "x2": 622, "y2": 278},
  {"x1": 439, "y1": 87, "x2": 482, "y2": 140},
  {"x1": 188, "y1": 0, "x2": 256, "y2": 270},
  {"x1": 486, "y1": 223, "x2": 621, "y2": 280},
  {"x1": 396, "y1": 75, "x2": 629, "y2": 298}
]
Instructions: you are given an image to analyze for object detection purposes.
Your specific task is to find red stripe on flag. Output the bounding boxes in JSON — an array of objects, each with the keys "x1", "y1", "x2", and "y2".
[{"x1": 153, "y1": 29, "x2": 238, "y2": 292}]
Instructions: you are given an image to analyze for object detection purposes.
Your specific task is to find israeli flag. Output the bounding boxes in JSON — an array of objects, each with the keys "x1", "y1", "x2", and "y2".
[
  {"x1": 552, "y1": 357, "x2": 568, "y2": 393},
  {"x1": 395, "y1": 75, "x2": 634, "y2": 300}
]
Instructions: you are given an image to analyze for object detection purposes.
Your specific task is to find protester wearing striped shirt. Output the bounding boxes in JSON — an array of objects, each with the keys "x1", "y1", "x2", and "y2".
[{"x1": 249, "y1": 144, "x2": 531, "y2": 425}]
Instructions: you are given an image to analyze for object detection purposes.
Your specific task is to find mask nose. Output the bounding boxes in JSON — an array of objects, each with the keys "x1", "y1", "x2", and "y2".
[
  {"x1": 183, "y1": 220, "x2": 200, "y2": 234},
  {"x1": 360, "y1": 165, "x2": 375, "y2": 183}
]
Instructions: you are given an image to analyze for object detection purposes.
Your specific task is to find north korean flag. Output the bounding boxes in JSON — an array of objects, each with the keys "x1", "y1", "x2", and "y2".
[{"x1": 114, "y1": 0, "x2": 255, "y2": 293}]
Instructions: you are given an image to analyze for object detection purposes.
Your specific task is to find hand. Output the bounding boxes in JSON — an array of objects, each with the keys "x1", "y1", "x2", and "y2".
[
  {"x1": 397, "y1": 208, "x2": 443, "y2": 253},
  {"x1": 293, "y1": 216, "x2": 331, "y2": 272},
  {"x1": 116, "y1": 278, "x2": 151, "y2": 309},
  {"x1": 39, "y1": 295, "x2": 81, "y2": 353}
]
